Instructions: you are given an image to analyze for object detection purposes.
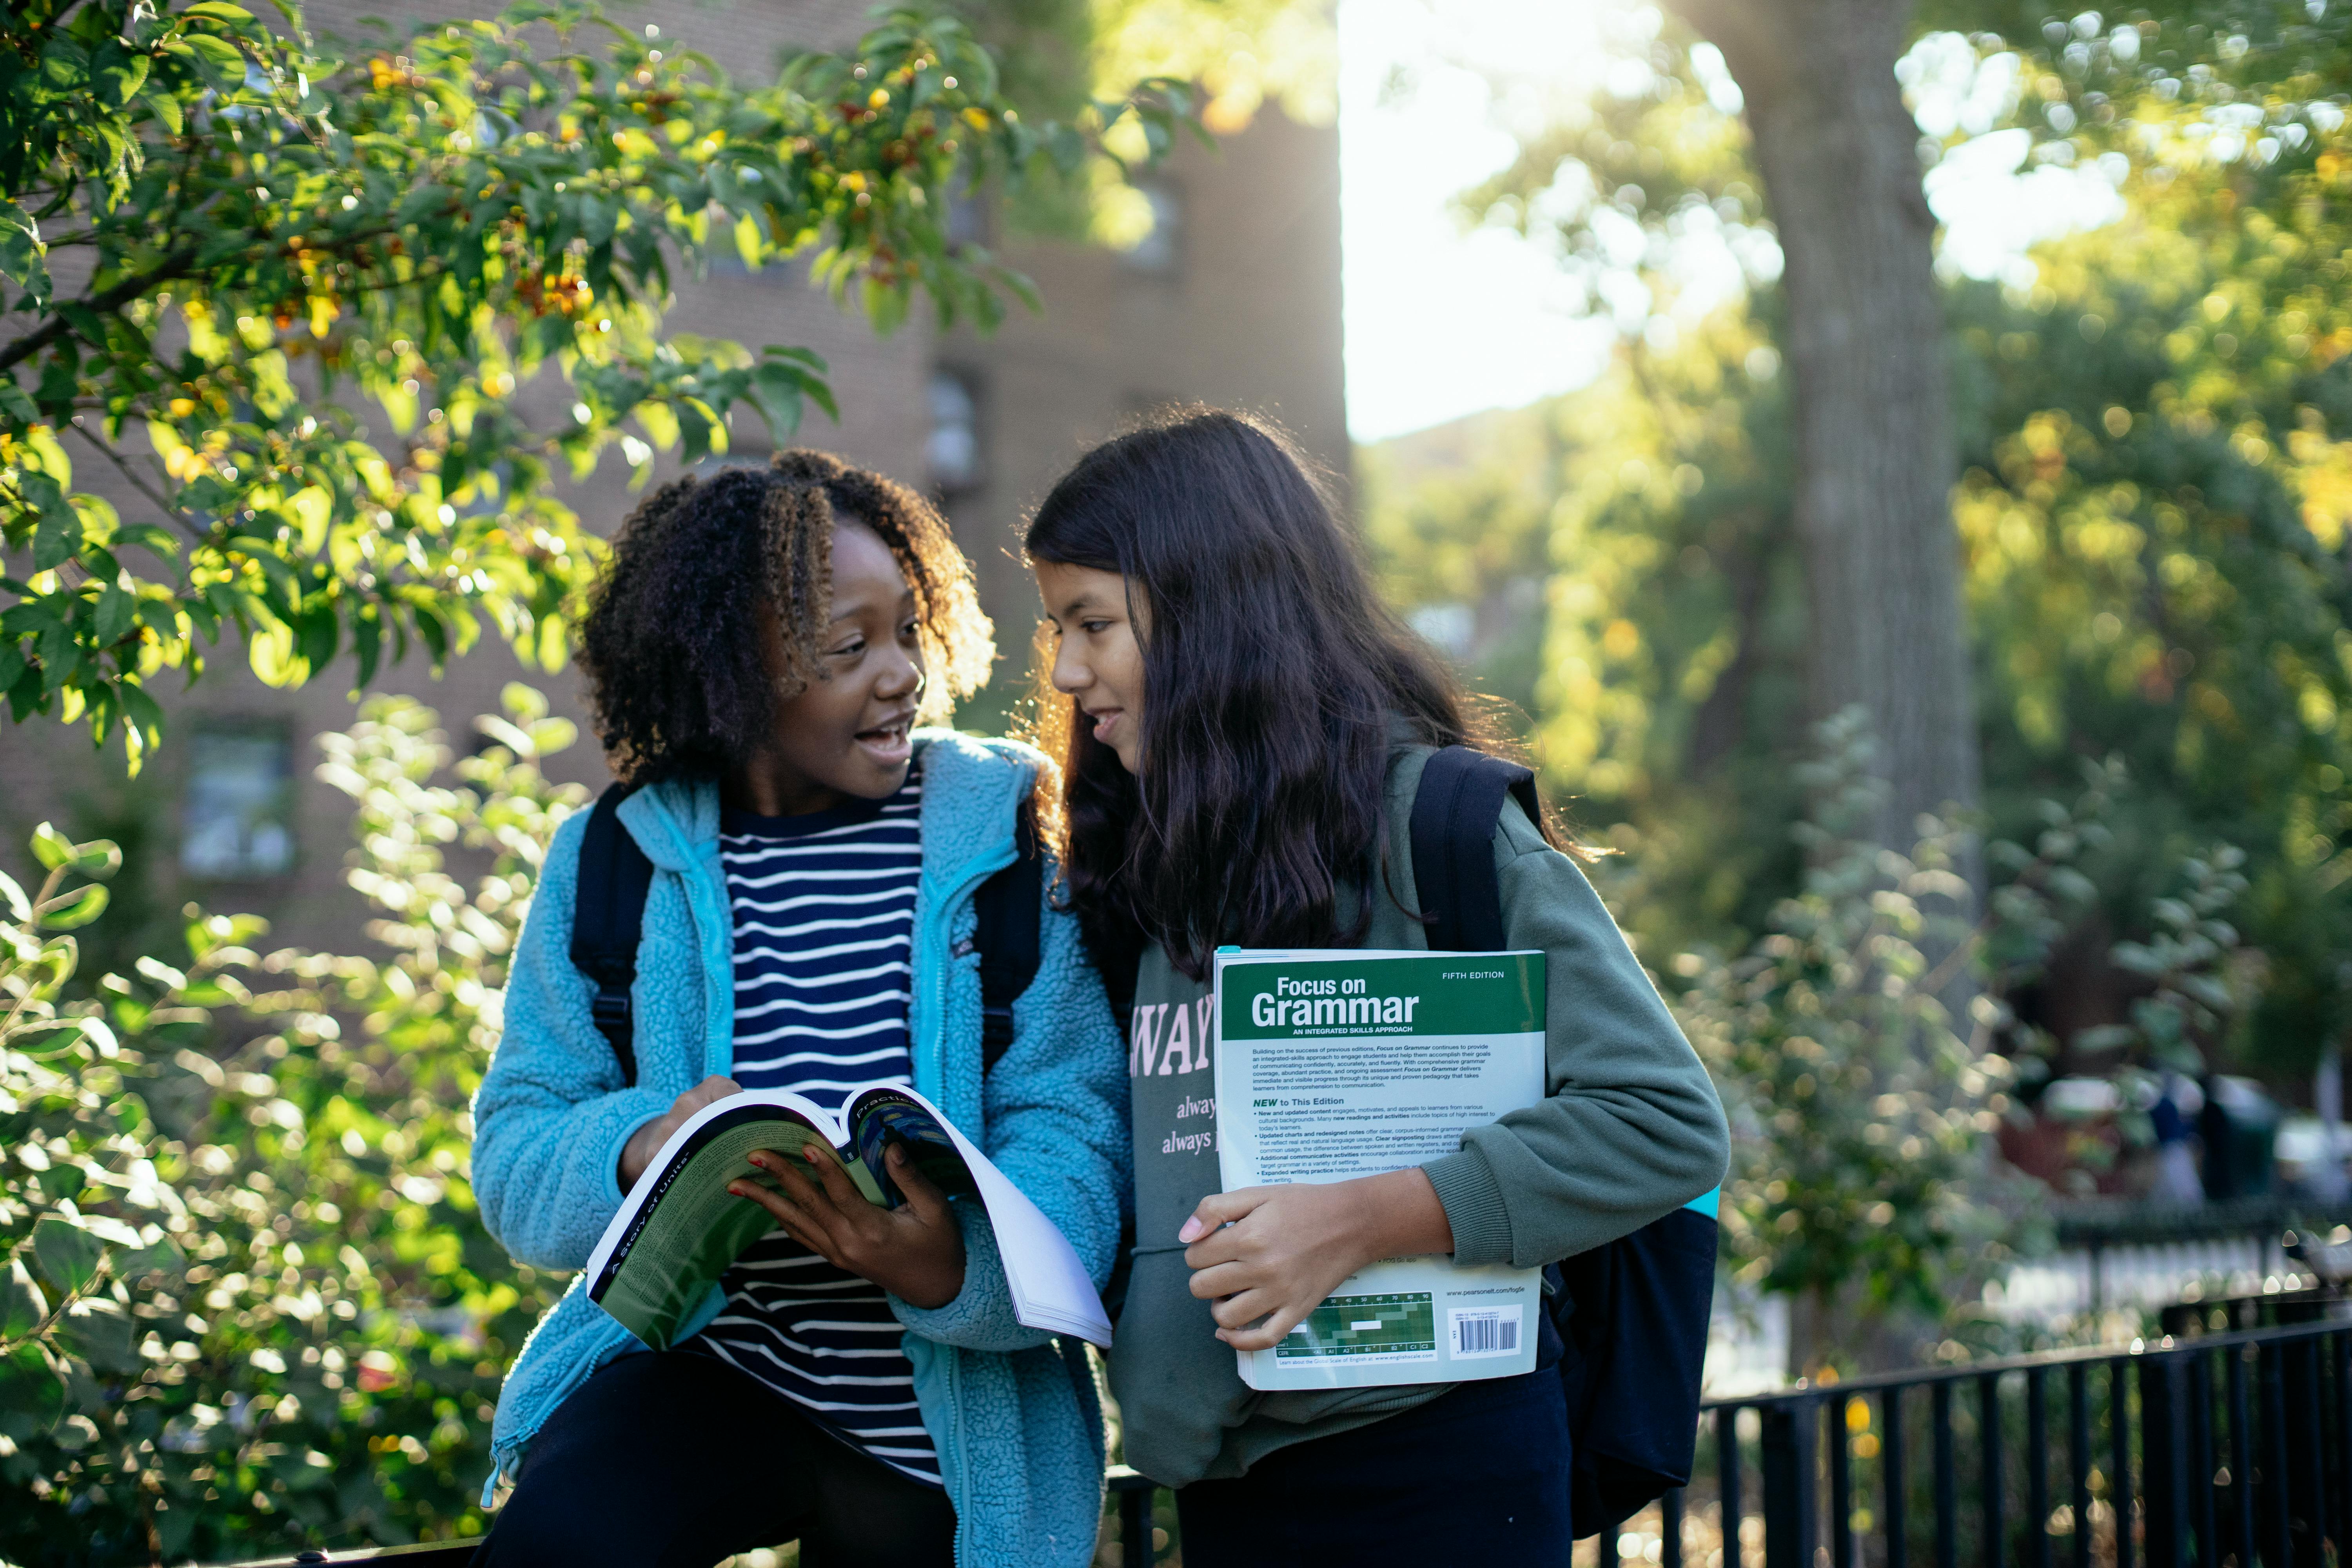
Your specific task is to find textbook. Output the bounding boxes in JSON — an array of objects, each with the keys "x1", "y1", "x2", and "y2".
[
  {"x1": 583, "y1": 1083, "x2": 1114, "y2": 1351},
  {"x1": 1211, "y1": 948, "x2": 1547, "y2": 1391}
]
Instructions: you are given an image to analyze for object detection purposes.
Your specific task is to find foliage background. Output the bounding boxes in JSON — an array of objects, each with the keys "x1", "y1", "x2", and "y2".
[
  {"x1": 4, "y1": 688, "x2": 579, "y2": 1562},
  {"x1": 1365, "y1": 0, "x2": 2352, "y2": 1093}
]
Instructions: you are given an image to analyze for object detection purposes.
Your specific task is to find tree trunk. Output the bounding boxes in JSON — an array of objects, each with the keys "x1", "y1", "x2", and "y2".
[{"x1": 1664, "y1": 0, "x2": 1980, "y2": 854}]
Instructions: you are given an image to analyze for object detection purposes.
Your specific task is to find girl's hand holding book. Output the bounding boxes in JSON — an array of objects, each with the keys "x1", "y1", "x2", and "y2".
[
  {"x1": 731, "y1": 1142, "x2": 969, "y2": 1309},
  {"x1": 1176, "y1": 1169, "x2": 1455, "y2": 1351},
  {"x1": 619, "y1": 1075, "x2": 743, "y2": 1192}
]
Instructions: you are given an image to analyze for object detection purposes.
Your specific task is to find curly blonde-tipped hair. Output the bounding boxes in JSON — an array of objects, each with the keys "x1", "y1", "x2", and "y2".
[{"x1": 579, "y1": 448, "x2": 994, "y2": 784}]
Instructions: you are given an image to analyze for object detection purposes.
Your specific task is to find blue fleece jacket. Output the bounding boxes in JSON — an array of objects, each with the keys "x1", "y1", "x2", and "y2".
[{"x1": 472, "y1": 731, "x2": 1129, "y2": 1568}]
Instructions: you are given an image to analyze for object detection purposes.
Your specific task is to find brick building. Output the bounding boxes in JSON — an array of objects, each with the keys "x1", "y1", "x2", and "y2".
[{"x1": 0, "y1": 0, "x2": 1345, "y2": 953}]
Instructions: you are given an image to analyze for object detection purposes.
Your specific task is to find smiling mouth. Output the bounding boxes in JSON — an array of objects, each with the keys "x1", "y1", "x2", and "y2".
[
  {"x1": 857, "y1": 716, "x2": 914, "y2": 756},
  {"x1": 1084, "y1": 708, "x2": 1122, "y2": 742}
]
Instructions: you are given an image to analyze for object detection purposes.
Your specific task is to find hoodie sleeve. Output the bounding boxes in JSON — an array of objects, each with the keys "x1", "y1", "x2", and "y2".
[
  {"x1": 892, "y1": 855, "x2": 1129, "y2": 1352},
  {"x1": 471, "y1": 809, "x2": 677, "y2": 1272},
  {"x1": 1418, "y1": 800, "x2": 1730, "y2": 1268}
]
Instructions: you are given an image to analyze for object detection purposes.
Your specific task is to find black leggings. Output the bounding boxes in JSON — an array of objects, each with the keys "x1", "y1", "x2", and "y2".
[
  {"x1": 470, "y1": 1350, "x2": 956, "y2": 1568},
  {"x1": 1174, "y1": 1370, "x2": 1574, "y2": 1568}
]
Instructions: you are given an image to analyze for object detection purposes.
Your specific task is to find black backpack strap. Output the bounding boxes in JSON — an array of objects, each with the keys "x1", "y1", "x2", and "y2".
[
  {"x1": 570, "y1": 781, "x2": 653, "y2": 1087},
  {"x1": 1412, "y1": 746, "x2": 1713, "y2": 1538},
  {"x1": 973, "y1": 801, "x2": 1044, "y2": 1073},
  {"x1": 1408, "y1": 745, "x2": 1538, "y2": 952}
]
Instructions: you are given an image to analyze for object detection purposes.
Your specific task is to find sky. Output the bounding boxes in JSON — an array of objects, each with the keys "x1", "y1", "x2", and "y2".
[{"x1": 1337, "y1": 0, "x2": 2131, "y2": 445}]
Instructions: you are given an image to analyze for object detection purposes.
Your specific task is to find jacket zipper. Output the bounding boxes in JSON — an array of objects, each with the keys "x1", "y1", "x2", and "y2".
[{"x1": 924, "y1": 795, "x2": 1020, "y2": 1564}]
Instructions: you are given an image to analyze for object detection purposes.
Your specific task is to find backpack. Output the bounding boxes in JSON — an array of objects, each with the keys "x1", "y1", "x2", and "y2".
[
  {"x1": 569, "y1": 782, "x2": 1042, "y2": 1086},
  {"x1": 1409, "y1": 745, "x2": 1718, "y2": 1541}
]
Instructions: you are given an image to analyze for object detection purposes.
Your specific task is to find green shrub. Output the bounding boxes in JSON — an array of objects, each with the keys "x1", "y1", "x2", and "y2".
[{"x1": 2, "y1": 685, "x2": 584, "y2": 1563}]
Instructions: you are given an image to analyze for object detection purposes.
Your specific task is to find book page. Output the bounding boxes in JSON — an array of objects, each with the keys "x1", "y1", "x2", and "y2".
[
  {"x1": 884, "y1": 1087, "x2": 1115, "y2": 1349},
  {"x1": 1212, "y1": 949, "x2": 1547, "y2": 1391}
]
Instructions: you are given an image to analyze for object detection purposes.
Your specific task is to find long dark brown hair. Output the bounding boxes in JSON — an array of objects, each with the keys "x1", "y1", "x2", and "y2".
[{"x1": 1024, "y1": 408, "x2": 1519, "y2": 981}]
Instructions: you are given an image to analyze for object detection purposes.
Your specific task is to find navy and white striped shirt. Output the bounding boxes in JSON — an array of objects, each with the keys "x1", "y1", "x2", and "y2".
[{"x1": 687, "y1": 764, "x2": 941, "y2": 1485}]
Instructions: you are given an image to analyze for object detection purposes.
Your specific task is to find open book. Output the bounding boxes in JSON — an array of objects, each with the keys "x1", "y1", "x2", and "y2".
[
  {"x1": 584, "y1": 1083, "x2": 1113, "y2": 1350},
  {"x1": 1212, "y1": 947, "x2": 1548, "y2": 1391}
]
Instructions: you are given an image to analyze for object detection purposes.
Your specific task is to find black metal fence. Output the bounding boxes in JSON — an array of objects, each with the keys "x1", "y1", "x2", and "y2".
[
  {"x1": 1678, "y1": 1314, "x2": 2351, "y2": 1568},
  {"x1": 213, "y1": 1314, "x2": 2351, "y2": 1568}
]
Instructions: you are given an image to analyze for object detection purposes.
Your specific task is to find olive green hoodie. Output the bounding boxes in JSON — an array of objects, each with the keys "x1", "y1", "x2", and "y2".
[{"x1": 1107, "y1": 742, "x2": 1730, "y2": 1486}]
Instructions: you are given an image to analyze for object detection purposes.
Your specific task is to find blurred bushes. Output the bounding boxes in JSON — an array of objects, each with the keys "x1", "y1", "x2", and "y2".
[{"x1": 2, "y1": 686, "x2": 584, "y2": 1563}]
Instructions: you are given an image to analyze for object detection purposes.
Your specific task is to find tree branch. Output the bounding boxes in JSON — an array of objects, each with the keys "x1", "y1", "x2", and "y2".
[
  {"x1": 0, "y1": 246, "x2": 198, "y2": 376},
  {"x1": 64, "y1": 420, "x2": 209, "y2": 543}
]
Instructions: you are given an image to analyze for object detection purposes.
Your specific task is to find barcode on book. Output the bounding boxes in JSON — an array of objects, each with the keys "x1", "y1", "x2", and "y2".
[{"x1": 1448, "y1": 1305, "x2": 1523, "y2": 1359}]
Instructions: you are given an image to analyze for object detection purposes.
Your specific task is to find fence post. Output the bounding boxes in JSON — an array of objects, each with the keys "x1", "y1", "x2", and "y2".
[
  {"x1": 1886, "y1": 1385, "x2": 1909, "y2": 1568},
  {"x1": 2286, "y1": 1332, "x2": 2325, "y2": 1567},
  {"x1": 1933, "y1": 1381, "x2": 1957, "y2": 1568},
  {"x1": 2137, "y1": 1353, "x2": 2190, "y2": 1568},
  {"x1": 1722, "y1": 1406, "x2": 1746, "y2": 1568},
  {"x1": 1831, "y1": 1394, "x2": 1855, "y2": 1568},
  {"x1": 2112, "y1": 1358, "x2": 2135, "y2": 1568},
  {"x1": 2069, "y1": 1363, "x2": 2092, "y2": 1568},
  {"x1": 1982, "y1": 1373, "x2": 2006, "y2": 1568},
  {"x1": 1760, "y1": 1399, "x2": 1820, "y2": 1568}
]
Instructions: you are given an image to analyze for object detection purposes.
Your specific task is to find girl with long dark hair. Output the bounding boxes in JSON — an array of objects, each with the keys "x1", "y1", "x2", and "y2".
[{"x1": 1025, "y1": 409, "x2": 1728, "y2": 1564}]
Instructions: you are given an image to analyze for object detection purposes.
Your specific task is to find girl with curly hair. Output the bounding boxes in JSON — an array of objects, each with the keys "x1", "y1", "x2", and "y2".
[
  {"x1": 1025, "y1": 410, "x2": 1728, "y2": 1566},
  {"x1": 469, "y1": 451, "x2": 1127, "y2": 1568}
]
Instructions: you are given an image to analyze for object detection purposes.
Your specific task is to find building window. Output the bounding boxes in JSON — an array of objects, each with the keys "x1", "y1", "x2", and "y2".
[
  {"x1": 1123, "y1": 180, "x2": 1183, "y2": 275},
  {"x1": 927, "y1": 370, "x2": 984, "y2": 494},
  {"x1": 181, "y1": 726, "x2": 294, "y2": 880}
]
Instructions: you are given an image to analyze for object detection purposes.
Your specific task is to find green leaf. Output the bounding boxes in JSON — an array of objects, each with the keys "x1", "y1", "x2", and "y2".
[
  {"x1": 415, "y1": 608, "x2": 448, "y2": 666},
  {"x1": 118, "y1": 681, "x2": 165, "y2": 750},
  {"x1": 352, "y1": 607, "x2": 382, "y2": 689},
  {"x1": 0, "y1": 199, "x2": 47, "y2": 308},
  {"x1": 30, "y1": 1218, "x2": 105, "y2": 1296},
  {"x1": 31, "y1": 506, "x2": 83, "y2": 571},
  {"x1": 677, "y1": 399, "x2": 713, "y2": 466},
  {"x1": 748, "y1": 362, "x2": 806, "y2": 441},
  {"x1": 93, "y1": 584, "x2": 135, "y2": 647},
  {"x1": 145, "y1": 88, "x2": 185, "y2": 136},
  {"x1": 57, "y1": 1299, "x2": 137, "y2": 1374},
  {"x1": 0, "y1": 1259, "x2": 45, "y2": 1340},
  {"x1": 91, "y1": 44, "x2": 151, "y2": 107},
  {"x1": 181, "y1": 32, "x2": 244, "y2": 66},
  {"x1": 118, "y1": 1235, "x2": 185, "y2": 1285},
  {"x1": 33, "y1": 823, "x2": 120, "y2": 879},
  {"x1": 180, "y1": 31, "x2": 244, "y2": 83},
  {"x1": 30, "y1": 821, "x2": 74, "y2": 870},
  {"x1": 7, "y1": 1018, "x2": 99, "y2": 1057},
  {"x1": 33, "y1": 882, "x2": 108, "y2": 930}
]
